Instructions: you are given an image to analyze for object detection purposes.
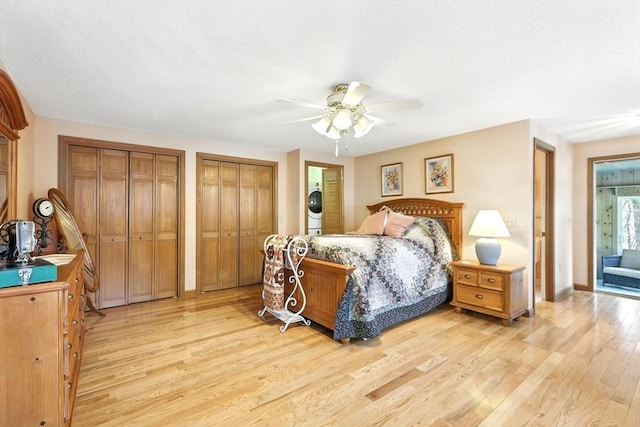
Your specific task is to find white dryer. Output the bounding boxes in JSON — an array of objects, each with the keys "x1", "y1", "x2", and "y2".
[{"x1": 308, "y1": 183, "x2": 322, "y2": 235}]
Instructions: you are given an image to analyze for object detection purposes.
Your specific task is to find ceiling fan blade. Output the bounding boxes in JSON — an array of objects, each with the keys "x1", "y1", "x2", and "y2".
[
  {"x1": 365, "y1": 114, "x2": 394, "y2": 127},
  {"x1": 284, "y1": 115, "x2": 324, "y2": 124},
  {"x1": 365, "y1": 99, "x2": 423, "y2": 114},
  {"x1": 277, "y1": 99, "x2": 327, "y2": 109},
  {"x1": 341, "y1": 82, "x2": 371, "y2": 107}
]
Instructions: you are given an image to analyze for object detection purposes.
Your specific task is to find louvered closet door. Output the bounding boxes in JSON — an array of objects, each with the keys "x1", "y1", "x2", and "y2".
[
  {"x1": 322, "y1": 166, "x2": 343, "y2": 234},
  {"x1": 99, "y1": 149, "x2": 129, "y2": 308}
]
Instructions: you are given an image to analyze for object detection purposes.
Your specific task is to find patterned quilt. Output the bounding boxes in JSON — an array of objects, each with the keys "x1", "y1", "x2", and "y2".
[{"x1": 305, "y1": 217, "x2": 456, "y2": 340}]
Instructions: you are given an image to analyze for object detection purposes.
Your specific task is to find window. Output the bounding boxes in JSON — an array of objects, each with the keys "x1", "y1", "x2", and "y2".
[{"x1": 618, "y1": 196, "x2": 640, "y2": 251}]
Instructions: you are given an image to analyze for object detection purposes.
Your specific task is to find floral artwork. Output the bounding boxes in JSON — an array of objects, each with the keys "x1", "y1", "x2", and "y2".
[
  {"x1": 381, "y1": 163, "x2": 403, "y2": 197},
  {"x1": 425, "y1": 154, "x2": 454, "y2": 194}
]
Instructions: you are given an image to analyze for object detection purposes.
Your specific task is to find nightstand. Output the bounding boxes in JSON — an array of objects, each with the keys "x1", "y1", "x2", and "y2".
[{"x1": 450, "y1": 260, "x2": 526, "y2": 326}]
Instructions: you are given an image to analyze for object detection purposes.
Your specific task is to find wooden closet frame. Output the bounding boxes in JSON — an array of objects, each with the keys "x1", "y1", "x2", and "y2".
[{"x1": 57, "y1": 135, "x2": 186, "y2": 299}]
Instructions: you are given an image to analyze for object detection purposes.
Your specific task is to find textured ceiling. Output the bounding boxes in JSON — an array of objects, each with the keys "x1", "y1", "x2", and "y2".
[{"x1": 0, "y1": 1, "x2": 638, "y2": 157}]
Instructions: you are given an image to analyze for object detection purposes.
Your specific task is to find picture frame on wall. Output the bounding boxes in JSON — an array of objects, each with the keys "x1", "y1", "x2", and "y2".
[
  {"x1": 425, "y1": 154, "x2": 454, "y2": 194},
  {"x1": 381, "y1": 162, "x2": 403, "y2": 197}
]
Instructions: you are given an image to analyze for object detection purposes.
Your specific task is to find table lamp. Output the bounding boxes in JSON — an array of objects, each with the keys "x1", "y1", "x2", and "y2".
[{"x1": 468, "y1": 210, "x2": 510, "y2": 265}]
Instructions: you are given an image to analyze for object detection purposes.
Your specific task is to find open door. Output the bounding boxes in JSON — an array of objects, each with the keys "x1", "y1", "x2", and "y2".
[
  {"x1": 534, "y1": 138, "x2": 555, "y2": 306},
  {"x1": 305, "y1": 161, "x2": 344, "y2": 235}
]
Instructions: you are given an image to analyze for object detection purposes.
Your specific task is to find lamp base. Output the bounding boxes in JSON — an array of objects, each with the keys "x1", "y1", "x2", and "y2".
[{"x1": 475, "y1": 238, "x2": 502, "y2": 265}]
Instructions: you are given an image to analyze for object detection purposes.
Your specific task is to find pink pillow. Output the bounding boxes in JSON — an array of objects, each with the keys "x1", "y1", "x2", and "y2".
[
  {"x1": 384, "y1": 211, "x2": 416, "y2": 237},
  {"x1": 356, "y1": 211, "x2": 388, "y2": 235}
]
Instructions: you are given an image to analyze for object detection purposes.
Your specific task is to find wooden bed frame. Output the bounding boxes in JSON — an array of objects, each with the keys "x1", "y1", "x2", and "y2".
[{"x1": 291, "y1": 198, "x2": 464, "y2": 342}]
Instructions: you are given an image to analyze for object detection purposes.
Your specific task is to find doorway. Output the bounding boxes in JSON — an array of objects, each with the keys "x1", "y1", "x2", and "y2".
[
  {"x1": 589, "y1": 154, "x2": 640, "y2": 297},
  {"x1": 534, "y1": 138, "x2": 556, "y2": 305},
  {"x1": 305, "y1": 161, "x2": 344, "y2": 235}
]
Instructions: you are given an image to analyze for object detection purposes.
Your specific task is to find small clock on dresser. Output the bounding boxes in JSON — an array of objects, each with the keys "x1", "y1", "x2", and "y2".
[{"x1": 33, "y1": 197, "x2": 55, "y2": 218}]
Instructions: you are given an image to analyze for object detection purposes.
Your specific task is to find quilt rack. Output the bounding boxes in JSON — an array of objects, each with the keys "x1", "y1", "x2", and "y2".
[{"x1": 258, "y1": 234, "x2": 311, "y2": 332}]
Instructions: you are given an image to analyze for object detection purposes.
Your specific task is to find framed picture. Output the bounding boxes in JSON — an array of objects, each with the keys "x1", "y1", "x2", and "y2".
[
  {"x1": 381, "y1": 162, "x2": 403, "y2": 197},
  {"x1": 425, "y1": 154, "x2": 454, "y2": 194}
]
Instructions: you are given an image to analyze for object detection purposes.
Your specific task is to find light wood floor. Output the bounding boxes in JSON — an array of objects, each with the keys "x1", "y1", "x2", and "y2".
[{"x1": 73, "y1": 285, "x2": 640, "y2": 426}]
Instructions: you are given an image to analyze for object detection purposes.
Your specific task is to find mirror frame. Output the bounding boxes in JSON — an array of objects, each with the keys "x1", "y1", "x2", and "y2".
[{"x1": 0, "y1": 68, "x2": 28, "y2": 219}]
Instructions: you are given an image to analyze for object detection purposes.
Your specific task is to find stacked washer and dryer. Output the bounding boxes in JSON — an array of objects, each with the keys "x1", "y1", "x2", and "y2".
[{"x1": 307, "y1": 181, "x2": 322, "y2": 235}]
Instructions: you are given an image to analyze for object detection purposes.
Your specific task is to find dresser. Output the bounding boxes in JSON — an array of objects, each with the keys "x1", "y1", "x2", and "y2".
[
  {"x1": 0, "y1": 251, "x2": 85, "y2": 426},
  {"x1": 450, "y1": 260, "x2": 526, "y2": 326}
]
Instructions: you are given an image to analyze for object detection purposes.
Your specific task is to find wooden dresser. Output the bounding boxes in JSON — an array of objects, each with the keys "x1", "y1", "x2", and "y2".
[
  {"x1": 0, "y1": 251, "x2": 85, "y2": 426},
  {"x1": 450, "y1": 260, "x2": 526, "y2": 326}
]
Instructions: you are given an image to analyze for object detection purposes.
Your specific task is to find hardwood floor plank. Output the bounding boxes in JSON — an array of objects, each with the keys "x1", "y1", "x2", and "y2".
[{"x1": 72, "y1": 285, "x2": 640, "y2": 426}]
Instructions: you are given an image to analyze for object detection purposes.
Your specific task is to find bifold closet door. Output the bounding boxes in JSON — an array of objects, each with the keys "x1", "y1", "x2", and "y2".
[
  {"x1": 199, "y1": 160, "x2": 221, "y2": 292},
  {"x1": 129, "y1": 152, "x2": 154, "y2": 303},
  {"x1": 197, "y1": 156, "x2": 274, "y2": 293},
  {"x1": 239, "y1": 164, "x2": 273, "y2": 286},
  {"x1": 99, "y1": 149, "x2": 129, "y2": 308},
  {"x1": 65, "y1": 144, "x2": 179, "y2": 308},
  {"x1": 198, "y1": 160, "x2": 239, "y2": 291},
  {"x1": 219, "y1": 162, "x2": 239, "y2": 289},
  {"x1": 128, "y1": 153, "x2": 179, "y2": 303},
  {"x1": 154, "y1": 155, "x2": 178, "y2": 299}
]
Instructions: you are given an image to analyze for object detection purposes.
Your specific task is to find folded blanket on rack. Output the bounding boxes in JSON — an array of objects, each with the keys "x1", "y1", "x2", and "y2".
[{"x1": 263, "y1": 234, "x2": 291, "y2": 311}]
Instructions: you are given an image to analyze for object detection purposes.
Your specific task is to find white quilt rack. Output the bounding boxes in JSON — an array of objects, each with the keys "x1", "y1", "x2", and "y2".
[{"x1": 258, "y1": 235, "x2": 311, "y2": 332}]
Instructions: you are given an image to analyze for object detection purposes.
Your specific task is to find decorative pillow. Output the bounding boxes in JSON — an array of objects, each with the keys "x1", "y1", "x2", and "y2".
[
  {"x1": 620, "y1": 249, "x2": 640, "y2": 270},
  {"x1": 384, "y1": 210, "x2": 416, "y2": 237},
  {"x1": 356, "y1": 211, "x2": 388, "y2": 235}
]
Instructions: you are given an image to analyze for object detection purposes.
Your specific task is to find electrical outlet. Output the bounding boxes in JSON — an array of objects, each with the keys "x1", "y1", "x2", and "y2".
[{"x1": 503, "y1": 216, "x2": 516, "y2": 228}]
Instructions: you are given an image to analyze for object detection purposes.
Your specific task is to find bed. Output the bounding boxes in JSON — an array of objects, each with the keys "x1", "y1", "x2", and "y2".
[{"x1": 287, "y1": 197, "x2": 464, "y2": 343}]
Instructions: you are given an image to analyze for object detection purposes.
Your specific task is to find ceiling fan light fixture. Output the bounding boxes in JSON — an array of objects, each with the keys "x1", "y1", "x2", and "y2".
[
  {"x1": 325, "y1": 126, "x2": 342, "y2": 140},
  {"x1": 311, "y1": 116, "x2": 333, "y2": 135},
  {"x1": 353, "y1": 114, "x2": 374, "y2": 138},
  {"x1": 332, "y1": 108, "x2": 353, "y2": 130}
]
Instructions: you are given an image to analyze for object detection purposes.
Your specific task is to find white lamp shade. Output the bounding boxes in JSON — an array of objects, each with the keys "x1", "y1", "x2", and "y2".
[
  {"x1": 353, "y1": 114, "x2": 374, "y2": 138},
  {"x1": 469, "y1": 210, "x2": 509, "y2": 265},
  {"x1": 468, "y1": 210, "x2": 510, "y2": 238},
  {"x1": 325, "y1": 126, "x2": 342, "y2": 140},
  {"x1": 311, "y1": 117, "x2": 332, "y2": 135}
]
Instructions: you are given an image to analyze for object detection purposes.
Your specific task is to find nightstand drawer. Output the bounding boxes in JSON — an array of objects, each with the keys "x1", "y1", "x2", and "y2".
[
  {"x1": 455, "y1": 268, "x2": 479, "y2": 286},
  {"x1": 457, "y1": 284, "x2": 504, "y2": 312},
  {"x1": 479, "y1": 272, "x2": 505, "y2": 291}
]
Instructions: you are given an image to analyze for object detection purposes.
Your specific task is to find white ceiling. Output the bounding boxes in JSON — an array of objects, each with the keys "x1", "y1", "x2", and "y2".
[{"x1": 0, "y1": 1, "x2": 638, "y2": 157}]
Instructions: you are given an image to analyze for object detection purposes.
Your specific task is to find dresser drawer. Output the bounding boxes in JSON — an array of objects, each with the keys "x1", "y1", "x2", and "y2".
[
  {"x1": 456, "y1": 284, "x2": 504, "y2": 313},
  {"x1": 455, "y1": 268, "x2": 479, "y2": 286},
  {"x1": 479, "y1": 272, "x2": 505, "y2": 291}
]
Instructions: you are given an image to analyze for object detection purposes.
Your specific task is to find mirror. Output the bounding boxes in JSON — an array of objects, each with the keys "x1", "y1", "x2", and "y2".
[{"x1": 0, "y1": 69, "x2": 28, "y2": 222}]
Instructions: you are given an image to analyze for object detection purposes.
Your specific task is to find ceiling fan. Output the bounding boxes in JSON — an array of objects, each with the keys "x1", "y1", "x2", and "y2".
[{"x1": 278, "y1": 82, "x2": 423, "y2": 142}]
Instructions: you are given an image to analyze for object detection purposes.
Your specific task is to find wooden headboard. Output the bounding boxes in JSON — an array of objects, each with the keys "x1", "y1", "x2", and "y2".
[{"x1": 367, "y1": 198, "x2": 465, "y2": 258}]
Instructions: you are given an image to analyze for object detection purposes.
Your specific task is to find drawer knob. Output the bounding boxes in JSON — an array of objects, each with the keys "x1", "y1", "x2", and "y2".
[
  {"x1": 487, "y1": 278, "x2": 496, "y2": 284},
  {"x1": 72, "y1": 319, "x2": 78, "y2": 325},
  {"x1": 464, "y1": 274, "x2": 472, "y2": 279},
  {"x1": 73, "y1": 352, "x2": 78, "y2": 359},
  {"x1": 68, "y1": 294, "x2": 73, "y2": 300},
  {"x1": 475, "y1": 294, "x2": 484, "y2": 300}
]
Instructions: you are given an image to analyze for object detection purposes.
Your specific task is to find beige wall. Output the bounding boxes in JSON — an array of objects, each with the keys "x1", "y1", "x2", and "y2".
[
  {"x1": 572, "y1": 134, "x2": 640, "y2": 287},
  {"x1": 354, "y1": 120, "x2": 577, "y2": 310},
  {"x1": 529, "y1": 121, "x2": 574, "y2": 297}
]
